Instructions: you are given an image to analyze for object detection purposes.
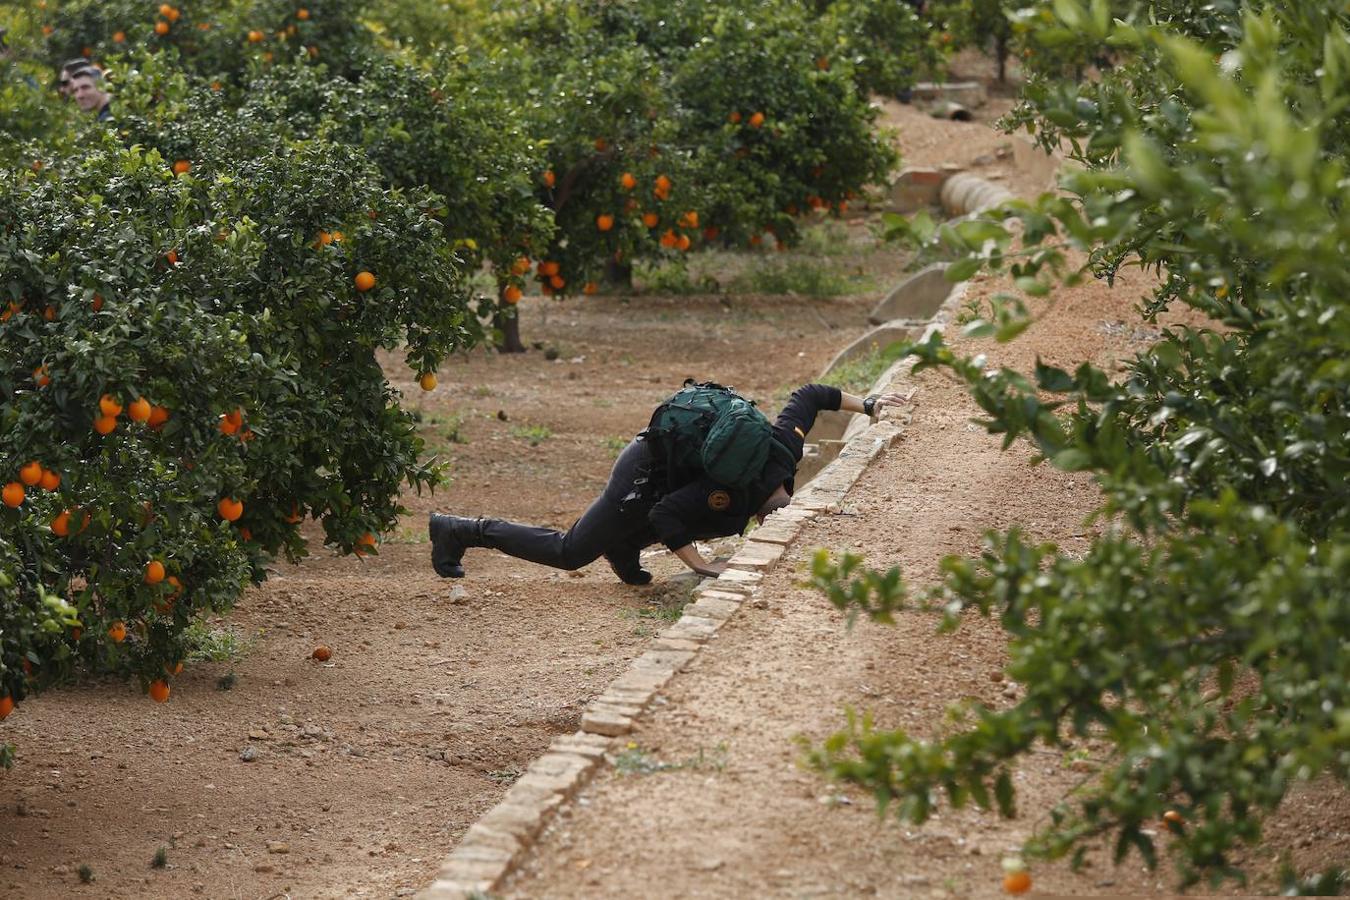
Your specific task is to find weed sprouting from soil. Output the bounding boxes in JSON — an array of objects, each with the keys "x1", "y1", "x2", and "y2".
[
  {"x1": 614, "y1": 741, "x2": 729, "y2": 776},
  {"x1": 77, "y1": 864, "x2": 94, "y2": 883},
  {"x1": 601, "y1": 436, "x2": 628, "y2": 458},
  {"x1": 151, "y1": 846, "x2": 168, "y2": 868},
  {"x1": 733, "y1": 258, "x2": 872, "y2": 297},
  {"x1": 183, "y1": 622, "x2": 250, "y2": 663},
  {"x1": 216, "y1": 672, "x2": 237, "y2": 691},
  {"x1": 820, "y1": 341, "x2": 910, "y2": 395},
  {"x1": 511, "y1": 424, "x2": 553, "y2": 446}
]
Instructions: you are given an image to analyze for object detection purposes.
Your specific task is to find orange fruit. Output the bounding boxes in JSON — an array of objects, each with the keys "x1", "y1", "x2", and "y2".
[
  {"x1": 165, "y1": 249, "x2": 178, "y2": 265},
  {"x1": 659, "y1": 229, "x2": 678, "y2": 249},
  {"x1": 703, "y1": 226, "x2": 721, "y2": 241},
  {"x1": 43, "y1": 306, "x2": 55, "y2": 321},
  {"x1": 217, "y1": 497, "x2": 244, "y2": 522},
  {"x1": 583, "y1": 281, "x2": 598, "y2": 295},
  {"x1": 247, "y1": 29, "x2": 264, "y2": 43},
  {"x1": 148, "y1": 405, "x2": 170, "y2": 428},
  {"x1": 239, "y1": 526, "x2": 253, "y2": 541},
  {"x1": 3, "y1": 482, "x2": 24, "y2": 508},
  {"x1": 19, "y1": 461, "x2": 42, "y2": 487},
  {"x1": 0, "y1": 695, "x2": 13, "y2": 719},
  {"x1": 155, "y1": 20, "x2": 170, "y2": 35},
  {"x1": 1003, "y1": 871, "x2": 1031, "y2": 894},
  {"x1": 1163, "y1": 809, "x2": 1185, "y2": 827},
  {"x1": 33, "y1": 365, "x2": 50, "y2": 387},
  {"x1": 167, "y1": 7, "x2": 181, "y2": 22},
  {"x1": 596, "y1": 214, "x2": 614, "y2": 232},
  {"x1": 511, "y1": 256, "x2": 531, "y2": 276},
  {"x1": 678, "y1": 210, "x2": 699, "y2": 229},
  {"x1": 312, "y1": 645, "x2": 332, "y2": 661},
  {"x1": 128, "y1": 397, "x2": 152, "y2": 422},
  {"x1": 39, "y1": 469, "x2": 59, "y2": 491},
  {"x1": 419, "y1": 372, "x2": 438, "y2": 392},
  {"x1": 284, "y1": 503, "x2": 303, "y2": 524},
  {"x1": 210, "y1": 80, "x2": 222, "y2": 91},
  {"x1": 749, "y1": 111, "x2": 765, "y2": 128},
  {"x1": 502, "y1": 285, "x2": 523, "y2": 305},
  {"x1": 354, "y1": 271, "x2": 376, "y2": 292},
  {"x1": 331, "y1": 230, "x2": 344, "y2": 243},
  {"x1": 70, "y1": 627, "x2": 82, "y2": 641},
  {"x1": 92, "y1": 293, "x2": 104, "y2": 311},
  {"x1": 166, "y1": 575, "x2": 184, "y2": 599},
  {"x1": 148, "y1": 680, "x2": 171, "y2": 703},
  {"x1": 816, "y1": 56, "x2": 830, "y2": 70},
  {"x1": 549, "y1": 275, "x2": 566, "y2": 290},
  {"x1": 144, "y1": 560, "x2": 166, "y2": 584},
  {"x1": 172, "y1": 159, "x2": 190, "y2": 175},
  {"x1": 112, "y1": 30, "x2": 126, "y2": 43},
  {"x1": 165, "y1": 661, "x2": 184, "y2": 675},
  {"x1": 642, "y1": 212, "x2": 659, "y2": 228},
  {"x1": 297, "y1": 8, "x2": 310, "y2": 20},
  {"x1": 728, "y1": 111, "x2": 742, "y2": 124},
  {"x1": 218, "y1": 413, "x2": 240, "y2": 435},
  {"x1": 159, "y1": 3, "x2": 172, "y2": 15},
  {"x1": 542, "y1": 170, "x2": 556, "y2": 188},
  {"x1": 620, "y1": 172, "x2": 637, "y2": 191},
  {"x1": 100, "y1": 394, "x2": 123, "y2": 417},
  {"x1": 594, "y1": 137, "x2": 608, "y2": 152},
  {"x1": 51, "y1": 511, "x2": 71, "y2": 536},
  {"x1": 539, "y1": 260, "x2": 560, "y2": 277},
  {"x1": 676, "y1": 234, "x2": 692, "y2": 252},
  {"x1": 108, "y1": 621, "x2": 127, "y2": 643}
]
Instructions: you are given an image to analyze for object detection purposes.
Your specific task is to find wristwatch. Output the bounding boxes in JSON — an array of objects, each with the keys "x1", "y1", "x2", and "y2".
[{"x1": 862, "y1": 395, "x2": 879, "y2": 417}]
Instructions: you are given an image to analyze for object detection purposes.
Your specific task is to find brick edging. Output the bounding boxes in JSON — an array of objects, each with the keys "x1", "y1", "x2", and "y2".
[{"x1": 419, "y1": 236, "x2": 989, "y2": 900}]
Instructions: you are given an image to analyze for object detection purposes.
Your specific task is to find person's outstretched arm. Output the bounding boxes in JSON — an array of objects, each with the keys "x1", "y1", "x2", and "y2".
[{"x1": 672, "y1": 543, "x2": 726, "y2": 577}]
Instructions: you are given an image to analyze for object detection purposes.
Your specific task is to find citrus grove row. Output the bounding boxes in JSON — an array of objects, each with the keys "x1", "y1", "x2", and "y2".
[{"x1": 0, "y1": 0, "x2": 990, "y2": 753}]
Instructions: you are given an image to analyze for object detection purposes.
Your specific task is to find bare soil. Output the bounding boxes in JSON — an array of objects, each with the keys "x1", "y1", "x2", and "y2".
[
  {"x1": 496, "y1": 104, "x2": 1350, "y2": 897},
  {"x1": 0, "y1": 241, "x2": 897, "y2": 897}
]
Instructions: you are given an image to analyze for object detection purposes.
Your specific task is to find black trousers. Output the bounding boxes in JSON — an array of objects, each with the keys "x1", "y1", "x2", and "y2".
[{"x1": 477, "y1": 438, "x2": 659, "y2": 570}]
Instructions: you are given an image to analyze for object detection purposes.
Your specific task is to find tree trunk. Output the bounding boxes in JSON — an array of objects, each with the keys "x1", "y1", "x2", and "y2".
[
  {"x1": 494, "y1": 309, "x2": 526, "y2": 354},
  {"x1": 604, "y1": 258, "x2": 633, "y2": 291},
  {"x1": 996, "y1": 33, "x2": 1009, "y2": 84}
]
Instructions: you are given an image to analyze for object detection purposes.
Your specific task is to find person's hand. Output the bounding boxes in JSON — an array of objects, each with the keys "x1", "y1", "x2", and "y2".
[
  {"x1": 700, "y1": 559, "x2": 729, "y2": 577},
  {"x1": 871, "y1": 391, "x2": 912, "y2": 415}
]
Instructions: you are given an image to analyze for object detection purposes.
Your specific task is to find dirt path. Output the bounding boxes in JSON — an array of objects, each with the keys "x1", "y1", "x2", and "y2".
[
  {"x1": 0, "y1": 277, "x2": 892, "y2": 898},
  {"x1": 496, "y1": 103, "x2": 1349, "y2": 897}
]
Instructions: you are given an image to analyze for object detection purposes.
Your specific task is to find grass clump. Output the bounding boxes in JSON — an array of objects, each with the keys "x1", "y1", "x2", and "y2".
[
  {"x1": 733, "y1": 258, "x2": 870, "y2": 297},
  {"x1": 819, "y1": 341, "x2": 910, "y2": 395}
]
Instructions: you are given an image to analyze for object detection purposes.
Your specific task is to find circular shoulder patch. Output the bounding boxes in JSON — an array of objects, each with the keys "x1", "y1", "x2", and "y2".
[{"x1": 707, "y1": 489, "x2": 731, "y2": 512}]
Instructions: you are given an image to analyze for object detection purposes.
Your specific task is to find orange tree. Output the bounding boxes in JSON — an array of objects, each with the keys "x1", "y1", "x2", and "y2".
[
  {"x1": 35, "y1": 0, "x2": 377, "y2": 84},
  {"x1": 809, "y1": 0, "x2": 941, "y2": 98},
  {"x1": 809, "y1": 1, "x2": 1350, "y2": 891},
  {"x1": 473, "y1": 0, "x2": 899, "y2": 331},
  {"x1": 0, "y1": 102, "x2": 480, "y2": 753},
  {"x1": 237, "y1": 52, "x2": 555, "y2": 351}
]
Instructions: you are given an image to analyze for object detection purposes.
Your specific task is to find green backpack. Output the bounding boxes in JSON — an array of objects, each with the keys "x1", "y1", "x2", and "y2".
[{"x1": 645, "y1": 380, "x2": 784, "y2": 489}]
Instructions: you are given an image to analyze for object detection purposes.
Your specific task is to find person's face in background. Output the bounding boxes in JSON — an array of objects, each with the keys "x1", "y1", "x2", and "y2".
[{"x1": 71, "y1": 74, "x2": 106, "y2": 112}]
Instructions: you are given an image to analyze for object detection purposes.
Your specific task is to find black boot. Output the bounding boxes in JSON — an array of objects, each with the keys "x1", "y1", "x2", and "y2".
[
  {"x1": 604, "y1": 550, "x2": 653, "y2": 586},
  {"x1": 429, "y1": 514, "x2": 485, "y2": 578}
]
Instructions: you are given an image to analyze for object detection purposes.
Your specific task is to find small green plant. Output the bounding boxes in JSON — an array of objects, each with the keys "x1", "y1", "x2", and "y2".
[
  {"x1": 798, "y1": 221, "x2": 854, "y2": 257},
  {"x1": 427, "y1": 413, "x2": 468, "y2": 446},
  {"x1": 601, "y1": 436, "x2": 629, "y2": 458},
  {"x1": 151, "y1": 847, "x2": 168, "y2": 869},
  {"x1": 510, "y1": 424, "x2": 553, "y2": 446},
  {"x1": 77, "y1": 865, "x2": 94, "y2": 884},
  {"x1": 613, "y1": 741, "x2": 729, "y2": 776},
  {"x1": 819, "y1": 342, "x2": 910, "y2": 395},
  {"x1": 182, "y1": 622, "x2": 249, "y2": 664},
  {"x1": 215, "y1": 672, "x2": 237, "y2": 692},
  {"x1": 733, "y1": 259, "x2": 869, "y2": 297},
  {"x1": 486, "y1": 766, "x2": 523, "y2": 784},
  {"x1": 0, "y1": 743, "x2": 13, "y2": 770},
  {"x1": 634, "y1": 260, "x2": 720, "y2": 295}
]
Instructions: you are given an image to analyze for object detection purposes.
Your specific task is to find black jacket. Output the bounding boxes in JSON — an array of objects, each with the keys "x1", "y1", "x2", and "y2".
[{"x1": 646, "y1": 383, "x2": 841, "y2": 551}]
